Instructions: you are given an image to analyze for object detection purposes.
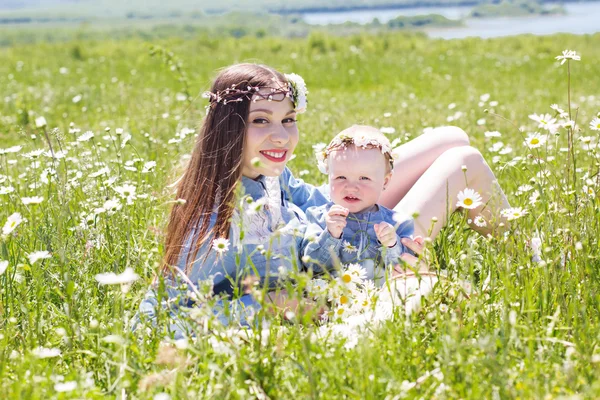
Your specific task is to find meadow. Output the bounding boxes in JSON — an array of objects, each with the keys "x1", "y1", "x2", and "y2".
[{"x1": 1, "y1": 30, "x2": 600, "y2": 398}]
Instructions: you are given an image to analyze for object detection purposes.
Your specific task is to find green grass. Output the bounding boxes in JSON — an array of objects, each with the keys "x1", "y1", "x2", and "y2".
[{"x1": 1, "y1": 31, "x2": 600, "y2": 398}]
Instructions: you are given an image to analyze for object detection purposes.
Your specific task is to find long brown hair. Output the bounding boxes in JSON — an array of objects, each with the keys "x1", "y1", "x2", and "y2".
[{"x1": 161, "y1": 63, "x2": 287, "y2": 274}]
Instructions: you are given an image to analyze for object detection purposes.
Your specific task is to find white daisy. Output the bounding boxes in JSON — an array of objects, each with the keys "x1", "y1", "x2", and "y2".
[
  {"x1": 338, "y1": 263, "x2": 367, "y2": 287},
  {"x1": 344, "y1": 263, "x2": 368, "y2": 282},
  {"x1": 528, "y1": 113, "x2": 557, "y2": 131},
  {"x1": 0, "y1": 145, "x2": 22, "y2": 155},
  {"x1": 32, "y1": 347, "x2": 61, "y2": 358},
  {"x1": 590, "y1": 118, "x2": 600, "y2": 131},
  {"x1": 212, "y1": 238, "x2": 230, "y2": 255},
  {"x1": 473, "y1": 215, "x2": 487, "y2": 227},
  {"x1": 95, "y1": 267, "x2": 139, "y2": 285},
  {"x1": 54, "y1": 381, "x2": 77, "y2": 393},
  {"x1": 28, "y1": 250, "x2": 52, "y2": 264},
  {"x1": 0, "y1": 186, "x2": 15, "y2": 195},
  {"x1": 77, "y1": 131, "x2": 95, "y2": 142},
  {"x1": 21, "y1": 196, "x2": 44, "y2": 205},
  {"x1": 523, "y1": 133, "x2": 547, "y2": 149},
  {"x1": 35, "y1": 116, "x2": 47, "y2": 128},
  {"x1": 456, "y1": 188, "x2": 483, "y2": 209},
  {"x1": 342, "y1": 240, "x2": 358, "y2": 254},
  {"x1": 379, "y1": 127, "x2": 396, "y2": 134},
  {"x1": 500, "y1": 207, "x2": 528, "y2": 221},
  {"x1": 2, "y1": 212, "x2": 23, "y2": 236},
  {"x1": 484, "y1": 131, "x2": 502, "y2": 138},
  {"x1": 555, "y1": 49, "x2": 580, "y2": 65},
  {"x1": 0, "y1": 260, "x2": 8, "y2": 275}
]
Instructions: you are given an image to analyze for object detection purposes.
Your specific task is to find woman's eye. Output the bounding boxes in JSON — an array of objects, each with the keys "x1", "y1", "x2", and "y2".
[
  {"x1": 253, "y1": 118, "x2": 269, "y2": 124},
  {"x1": 283, "y1": 118, "x2": 297, "y2": 124}
]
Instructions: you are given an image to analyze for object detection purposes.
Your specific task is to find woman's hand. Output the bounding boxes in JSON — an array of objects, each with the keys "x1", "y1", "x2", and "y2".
[
  {"x1": 392, "y1": 236, "x2": 431, "y2": 277},
  {"x1": 325, "y1": 205, "x2": 348, "y2": 239}
]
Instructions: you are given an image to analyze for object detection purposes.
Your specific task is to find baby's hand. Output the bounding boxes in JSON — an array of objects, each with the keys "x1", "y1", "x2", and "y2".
[
  {"x1": 374, "y1": 222, "x2": 397, "y2": 248},
  {"x1": 325, "y1": 205, "x2": 349, "y2": 239}
]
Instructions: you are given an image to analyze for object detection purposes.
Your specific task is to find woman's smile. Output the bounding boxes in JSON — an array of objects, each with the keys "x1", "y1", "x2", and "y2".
[{"x1": 260, "y1": 149, "x2": 288, "y2": 162}]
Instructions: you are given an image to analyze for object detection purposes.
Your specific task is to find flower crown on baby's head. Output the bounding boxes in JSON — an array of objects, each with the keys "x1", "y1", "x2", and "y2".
[
  {"x1": 202, "y1": 73, "x2": 308, "y2": 114},
  {"x1": 315, "y1": 126, "x2": 395, "y2": 174}
]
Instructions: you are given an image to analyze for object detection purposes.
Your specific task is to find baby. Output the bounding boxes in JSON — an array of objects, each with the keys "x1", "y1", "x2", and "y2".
[{"x1": 301, "y1": 125, "x2": 413, "y2": 285}]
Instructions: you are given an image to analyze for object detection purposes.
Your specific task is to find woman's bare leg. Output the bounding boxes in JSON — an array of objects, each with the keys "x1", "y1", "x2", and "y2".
[
  {"x1": 380, "y1": 126, "x2": 471, "y2": 209},
  {"x1": 395, "y1": 146, "x2": 511, "y2": 239}
]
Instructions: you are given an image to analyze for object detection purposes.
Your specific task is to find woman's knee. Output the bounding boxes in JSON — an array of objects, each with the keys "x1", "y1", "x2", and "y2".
[
  {"x1": 429, "y1": 126, "x2": 471, "y2": 148},
  {"x1": 437, "y1": 145, "x2": 484, "y2": 169}
]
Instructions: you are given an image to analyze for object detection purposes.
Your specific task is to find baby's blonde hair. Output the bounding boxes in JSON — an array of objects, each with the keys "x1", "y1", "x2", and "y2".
[{"x1": 324, "y1": 125, "x2": 394, "y2": 173}]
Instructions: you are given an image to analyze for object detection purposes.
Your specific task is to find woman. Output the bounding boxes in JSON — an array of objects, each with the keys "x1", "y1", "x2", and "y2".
[{"x1": 136, "y1": 63, "x2": 509, "y2": 337}]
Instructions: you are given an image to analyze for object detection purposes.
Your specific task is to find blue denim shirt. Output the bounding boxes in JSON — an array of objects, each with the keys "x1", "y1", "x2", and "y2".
[
  {"x1": 135, "y1": 168, "x2": 330, "y2": 337},
  {"x1": 301, "y1": 202, "x2": 414, "y2": 286}
]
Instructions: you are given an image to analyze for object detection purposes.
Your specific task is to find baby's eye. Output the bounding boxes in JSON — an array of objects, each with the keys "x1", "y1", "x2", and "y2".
[
  {"x1": 335, "y1": 176, "x2": 346, "y2": 180},
  {"x1": 360, "y1": 176, "x2": 371, "y2": 181},
  {"x1": 253, "y1": 118, "x2": 269, "y2": 124}
]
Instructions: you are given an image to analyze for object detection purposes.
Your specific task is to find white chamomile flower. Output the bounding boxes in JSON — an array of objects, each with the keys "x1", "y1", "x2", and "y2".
[
  {"x1": 484, "y1": 131, "x2": 502, "y2": 138},
  {"x1": 339, "y1": 263, "x2": 367, "y2": 286},
  {"x1": 95, "y1": 267, "x2": 139, "y2": 285},
  {"x1": 342, "y1": 240, "x2": 358, "y2": 254},
  {"x1": 473, "y1": 215, "x2": 487, "y2": 227},
  {"x1": 0, "y1": 260, "x2": 8, "y2": 275},
  {"x1": 306, "y1": 278, "x2": 329, "y2": 299},
  {"x1": 21, "y1": 196, "x2": 44, "y2": 205},
  {"x1": 500, "y1": 207, "x2": 528, "y2": 221},
  {"x1": 529, "y1": 113, "x2": 557, "y2": 130},
  {"x1": 77, "y1": 131, "x2": 95, "y2": 142},
  {"x1": 284, "y1": 73, "x2": 308, "y2": 114},
  {"x1": 555, "y1": 49, "x2": 580, "y2": 65},
  {"x1": 0, "y1": 186, "x2": 15, "y2": 195},
  {"x1": 54, "y1": 381, "x2": 77, "y2": 393},
  {"x1": 32, "y1": 347, "x2": 61, "y2": 358},
  {"x1": 456, "y1": 188, "x2": 483, "y2": 209},
  {"x1": 379, "y1": 127, "x2": 396, "y2": 134},
  {"x1": 212, "y1": 238, "x2": 230, "y2": 255},
  {"x1": 524, "y1": 133, "x2": 547, "y2": 149},
  {"x1": 27, "y1": 250, "x2": 52, "y2": 264},
  {"x1": 3, "y1": 212, "x2": 23, "y2": 236},
  {"x1": 35, "y1": 116, "x2": 47, "y2": 128},
  {"x1": 590, "y1": 118, "x2": 600, "y2": 131},
  {"x1": 583, "y1": 185, "x2": 595, "y2": 197}
]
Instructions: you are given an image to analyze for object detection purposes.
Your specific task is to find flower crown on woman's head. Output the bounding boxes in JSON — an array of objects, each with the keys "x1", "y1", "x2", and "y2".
[
  {"x1": 315, "y1": 128, "x2": 395, "y2": 174},
  {"x1": 202, "y1": 73, "x2": 308, "y2": 114}
]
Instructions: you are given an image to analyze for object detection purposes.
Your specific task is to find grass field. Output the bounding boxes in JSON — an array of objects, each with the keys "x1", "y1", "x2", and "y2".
[{"x1": 1, "y1": 31, "x2": 600, "y2": 398}]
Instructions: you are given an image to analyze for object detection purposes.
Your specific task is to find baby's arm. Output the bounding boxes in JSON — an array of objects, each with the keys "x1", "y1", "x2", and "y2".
[{"x1": 300, "y1": 205, "x2": 345, "y2": 274}]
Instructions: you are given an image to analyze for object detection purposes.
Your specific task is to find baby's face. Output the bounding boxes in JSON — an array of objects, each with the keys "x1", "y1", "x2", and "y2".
[{"x1": 328, "y1": 146, "x2": 391, "y2": 213}]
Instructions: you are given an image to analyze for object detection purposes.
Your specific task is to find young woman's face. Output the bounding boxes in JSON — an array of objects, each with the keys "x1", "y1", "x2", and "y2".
[
  {"x1": 241, "y1": 94, "x2": 299, "y2": 178},
  {"x1": 328, "y1": 146, "x2": 391, "y2": 213}
]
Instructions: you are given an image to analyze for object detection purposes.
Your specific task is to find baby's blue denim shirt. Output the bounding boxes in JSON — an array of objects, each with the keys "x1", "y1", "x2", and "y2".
[{"x1": 301, "y1": 202, "x2": 414, "y2": 285}]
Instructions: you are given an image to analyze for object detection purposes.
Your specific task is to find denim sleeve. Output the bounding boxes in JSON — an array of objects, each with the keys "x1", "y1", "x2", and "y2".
[
  {"x1": 280, "y1": 167, "x2": 330, "y2": 213},
  {"x1": 178, "y1": 214, "x2": 244, "y2": 298},
  {"x1": 381, "y1": 236, "x2": 404, "y2": 266},
  {"x1": 133, "y1": 278, "x2": 264, "y2": 339},
  {"x1": 300, "y1": 205, "x2": 342, "y2": 274},
  {"x1": 392, "y1": 212, "x2": 416, "y2": 257}
]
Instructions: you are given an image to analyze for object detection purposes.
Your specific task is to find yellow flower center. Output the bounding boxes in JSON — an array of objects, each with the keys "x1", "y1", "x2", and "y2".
[
  {"x1": 340, "y1": 295, "x2": 349, "y2": 305},
  {"x1": 342, "y1": 274, "x2": 352, "y2": 284},
  {"x1": 464, "y1": 198, "x2": 473, "y2": 206},
  {"x1": 336, "y1": 308, "x2": 345, "y2": 315},
  {"x1": 531, "y1": 138, "x2": 539, "y2": 145}
]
